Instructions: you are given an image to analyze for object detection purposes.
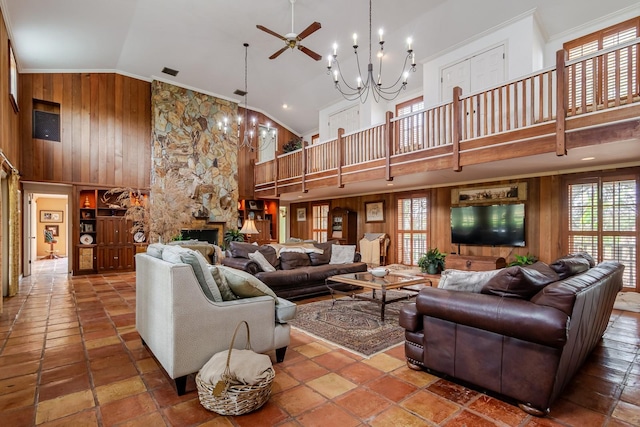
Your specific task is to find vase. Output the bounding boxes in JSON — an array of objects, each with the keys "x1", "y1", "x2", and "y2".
[{"x1": 427, "y1": 264, "x2": 438, "y2": 275}]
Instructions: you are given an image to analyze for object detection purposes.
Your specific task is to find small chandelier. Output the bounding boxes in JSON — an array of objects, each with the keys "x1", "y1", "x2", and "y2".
[
  {"x1": 327, "y1": 0, "x2": 416, "y2": 103},
  {"x1": 236, "y1": 43, "x2": 258, "y2": 150}
]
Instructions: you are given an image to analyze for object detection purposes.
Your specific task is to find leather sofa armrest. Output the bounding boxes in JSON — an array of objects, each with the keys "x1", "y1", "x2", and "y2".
[
  {"x1": 415, "y1": 288, "x2": 568, "y2": 348},
  {"x1": 221, "y1": 257, "x2": 261, "y2": 275},
  {"x1": 399, "y1": 302, "x2": 422, "y2": 332},
  {"x1": 354, "y1": 253, "x2": 362, "y2": 262}
]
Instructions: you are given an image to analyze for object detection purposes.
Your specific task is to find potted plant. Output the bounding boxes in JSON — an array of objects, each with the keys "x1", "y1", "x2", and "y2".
[
  {"x1": 223, "y1": 229, "x2": 244, "y2": 249},
  {"x1": 418, "y1": 248, "x2": 447, "y2": 274},
  {"x1": 508, "y1": 253, "x2": 538, "y2": 266}
]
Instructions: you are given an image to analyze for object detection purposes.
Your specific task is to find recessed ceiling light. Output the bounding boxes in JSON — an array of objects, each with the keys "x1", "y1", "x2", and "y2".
[
  {"x1": 387, "y1": 183, "x2": 394, "y2": 186},
  {"x1": 282, "y1": 104, "x2": 288, "y2": 109},
  {"x1": 581, "y1": 156, "x2": 595, "y2": 161}
]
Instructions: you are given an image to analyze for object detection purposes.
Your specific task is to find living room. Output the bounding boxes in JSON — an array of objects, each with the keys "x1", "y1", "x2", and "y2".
[{"x1": 0, "y1": 1, "x2": 639, "y2": 425}]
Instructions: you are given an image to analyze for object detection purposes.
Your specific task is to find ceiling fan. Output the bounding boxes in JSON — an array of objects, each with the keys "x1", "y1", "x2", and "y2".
[{"x1": 256, "y1": 0, "x2": 322, "y2": 61}]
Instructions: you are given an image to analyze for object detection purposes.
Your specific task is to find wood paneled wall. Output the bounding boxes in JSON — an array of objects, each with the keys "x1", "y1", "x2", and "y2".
[
  {"x1": 19, "y1": 73, "x2": 151, "y2": 189},
  {"x1": 290, "y1": 175, "x2": 572, "y2": 265},
  {"x1": 0, "y1": 14, "x2": 20, "y2": 168}
]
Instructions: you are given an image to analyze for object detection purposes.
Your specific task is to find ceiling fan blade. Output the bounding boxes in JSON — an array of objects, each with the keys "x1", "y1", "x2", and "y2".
[
  {"x1": 298, "y1": 45, "x2": 322, "y2": 61},
  {"x1": 269, "y1": 46, "x2": 289, "y2": 60},
  {"x1": 297, "y1": 22, "x2": 321, "y2": 41},
  {"x1": 257, "y1": 25, "x2": 287, "y2": 41}
]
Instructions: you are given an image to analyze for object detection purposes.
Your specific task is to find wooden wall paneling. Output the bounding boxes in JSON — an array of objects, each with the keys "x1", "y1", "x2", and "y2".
[
  {"x1": 62, "y1": 74, "x2": 74, "y2": 183},
  {"x1": 19, "y1": 75, "x2": 33, "y2": 177},
  {"x1": 52, "y1": 74, "x2": 64, "y2": 181},
  {"x1": 89, "y1": 74, "x2": 100, "y2": 184},
  {"x1": 105, "y1": 74, "x2": 115, "y2": 185},
  {"x1": 98, "y1": 74, "x2": 108, "y2": 185},
  {"x1": 114, "y1": 75, "x2": 123, "y2": 185},
  {"x1": 81, "y1": 74, "x2": 91, "y2": 184}
]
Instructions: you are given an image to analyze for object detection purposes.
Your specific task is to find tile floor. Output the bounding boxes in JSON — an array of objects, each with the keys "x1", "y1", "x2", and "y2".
[{"x1": 0, "y1": 258, "x2": 639, "y2": 426}]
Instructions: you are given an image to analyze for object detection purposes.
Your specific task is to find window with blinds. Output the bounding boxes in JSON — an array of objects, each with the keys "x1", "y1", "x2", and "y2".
[
  {"x1": 396, "y1": 97, "x2": 424, "y2": 153},
  {"x1": 566, "y1": 176, "x2": 638, "y2": 289},
  {"x1": 396, "y1": 196, "x2": 428, "y2": 265},
  {"x1": 564, "y1": 17, "x2": 639, "y2": 108},
  {"x1": 312, "y1": 204, "x2": 329, "y2": 242}
]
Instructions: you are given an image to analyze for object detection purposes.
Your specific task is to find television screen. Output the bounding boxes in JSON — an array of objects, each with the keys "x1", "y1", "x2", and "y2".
[{"x1": 451, "y1": 203, "x2": 525, "y2": 247}]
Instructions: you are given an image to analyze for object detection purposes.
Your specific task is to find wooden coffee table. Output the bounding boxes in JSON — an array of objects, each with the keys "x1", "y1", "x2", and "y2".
[{"x1": 326, "y1": 272, "x2": 431, "y2": 321}]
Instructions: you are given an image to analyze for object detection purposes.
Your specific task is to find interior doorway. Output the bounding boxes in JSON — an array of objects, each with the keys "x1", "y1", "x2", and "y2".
[{"x1": 22, "y1": 182, "x2": 73, "y2": 277}]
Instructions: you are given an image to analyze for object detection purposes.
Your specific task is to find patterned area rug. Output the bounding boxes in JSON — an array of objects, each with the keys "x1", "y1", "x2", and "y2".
[{"x1": 290, "y1": 291, "x2": 415, "y2": 357}]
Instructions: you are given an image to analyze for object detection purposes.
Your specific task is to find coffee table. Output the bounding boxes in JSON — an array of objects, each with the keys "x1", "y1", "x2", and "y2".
[{"x1": 326, "y1": 272, "x2": 431, "y2": 321}]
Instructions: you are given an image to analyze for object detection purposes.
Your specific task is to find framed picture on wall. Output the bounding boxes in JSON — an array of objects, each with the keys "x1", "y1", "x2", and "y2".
[
  {"x1": 365, "y1": 201, "x2": 385, "y2": 223},
  {"x1": 45, "y1": 225, "x2": 59, "y2": 237},
  {"x1": 296, "y1": 207, "x2": 306, "y2": 222},
  {"x1": 9, "y1": 41, "x2": 18, "y2": 112},
  {"x1": 40, "y1": 210, "x2": 63, "y2": 223}
]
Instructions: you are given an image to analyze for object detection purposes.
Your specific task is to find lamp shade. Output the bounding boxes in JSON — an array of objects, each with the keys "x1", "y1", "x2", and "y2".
[{"x1": 239, "y1": 218, "x2": 259, "y2": 235}]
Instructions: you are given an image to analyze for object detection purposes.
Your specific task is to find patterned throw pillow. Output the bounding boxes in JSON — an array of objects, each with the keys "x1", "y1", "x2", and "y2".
[
  {"x1": 329, "y1": 245, "x2": 356, "y2": 264},
  {"x1": 209, "y1": 265, "x2": 237, "y2": 301}
]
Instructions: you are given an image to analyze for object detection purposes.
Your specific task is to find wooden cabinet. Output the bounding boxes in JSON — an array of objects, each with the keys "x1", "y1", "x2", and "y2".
[
  {"x1": 330, "y1": 207, "x2": 357, "y2": 245},
  {"x1": 74, "y1": 187, "x2": 140, "y2": 275},
  {"x1": 446, "y1": 255, "x2": 507, "y2": 271}
]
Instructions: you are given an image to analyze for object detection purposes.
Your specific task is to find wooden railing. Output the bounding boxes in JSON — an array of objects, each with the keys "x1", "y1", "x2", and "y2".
[{"x1": 254, "y1": 39, "x2": 640, "y2": 193}]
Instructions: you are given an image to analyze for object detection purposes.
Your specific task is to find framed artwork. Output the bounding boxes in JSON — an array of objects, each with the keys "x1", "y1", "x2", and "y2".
[
  {"x1": 296, "y1": 207, "x2": 306, "y2": 222},
  {"x1": 248, "y1": 200, "x2": 258, "y2": 210},
  {"x1": 40, "y1": 210, "x2": 63, "y2": 223},
  {"x1": 45, "y1": 225, "x2": 59, "y2": 237},
  {"x1": 452, "y1": 182, "x2": 527, "y2": 205},
  {"x1": 365, "y1": 201, "x2": 385, "y2": 223},
  {"x1": 9, "y1": 41, "x2": 18, "y2": 112}
]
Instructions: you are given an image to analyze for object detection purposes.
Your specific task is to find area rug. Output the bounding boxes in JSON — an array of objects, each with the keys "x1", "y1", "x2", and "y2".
[
  {"x1": 613, "y1": 291, "x2": 640, "y2": 313},
  {"x1": 290, "y1": 291, "x2": 415, "y2": 357}
]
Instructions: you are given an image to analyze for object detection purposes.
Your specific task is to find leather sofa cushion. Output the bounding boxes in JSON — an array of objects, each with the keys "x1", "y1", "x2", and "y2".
[
  {"x1": 229, "y1": 242, "x2": 278, "y2": 268},
  {"x1": 570, "y1": 251, "x2": 596, "y2": 267},
  {"x1": 280, "y1": 252, "x2": 311, "y2": 270},
  {"x1": 481, "y1": 262, "x2": 558, "y2": 300},
  {"x1": 550, "y1": 257, "x2": 591, "y2": 279},
  {"x1": 309, "y1": 241, "x2": 333, "y2": 265}
]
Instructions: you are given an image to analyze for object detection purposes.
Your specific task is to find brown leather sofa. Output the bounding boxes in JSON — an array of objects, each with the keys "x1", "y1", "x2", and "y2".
[
  {"x1": 399, "y1": 256, "x2": 624, "y2": 416},
  {"x1": 222, "y1": 240, "x2": 367, "y2": 299}
]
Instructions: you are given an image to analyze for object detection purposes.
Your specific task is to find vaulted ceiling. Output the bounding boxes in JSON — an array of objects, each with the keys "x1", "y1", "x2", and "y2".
[{"x1": 3, "y1": 0, "x2": 639, "y2": 135}]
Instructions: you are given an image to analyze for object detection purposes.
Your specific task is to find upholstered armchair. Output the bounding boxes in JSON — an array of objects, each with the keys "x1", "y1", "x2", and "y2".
[{"x1": 135, "y1": 252, "x2": 293, "y2": 395}]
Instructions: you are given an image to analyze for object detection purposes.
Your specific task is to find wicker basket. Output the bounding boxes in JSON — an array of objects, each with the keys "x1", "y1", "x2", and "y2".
[{"x1": 196, "y1": 321, "x2": 275, "y2": 416}]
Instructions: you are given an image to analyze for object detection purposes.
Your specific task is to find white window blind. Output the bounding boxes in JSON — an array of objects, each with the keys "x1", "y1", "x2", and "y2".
[
  {"x1": 396, "y1": 196, "x2": 428, "y2": 265},
  {"x1": 396, "y1": 98, "x2": 424, "y2": 153},
  {"x1": 312, "y1": 204, "x2": 329, "y2": 242}
]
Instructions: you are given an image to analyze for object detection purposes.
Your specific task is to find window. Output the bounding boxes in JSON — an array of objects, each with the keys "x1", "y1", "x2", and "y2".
[
  {"x1": 564, "y1": 17, "x2": 639, "y2": 108},
  {"x1": 312, "y1": 204, "x2": 329, "y2": 242},
  {"x1": 396, "y1": 96, "x2": 424, "y2": 153},
  {"x1": 396, "y1": 196, "x2": 428, "y2": 265},
  {"x1": 566, "y1": 174, "x2": 638, "y2": 289}
]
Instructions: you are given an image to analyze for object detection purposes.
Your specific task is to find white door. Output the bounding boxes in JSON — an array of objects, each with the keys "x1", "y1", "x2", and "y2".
[
  {"x1": 470, "y1": 45, "x2": 505, "y2": 93},
  {"x1": 328, "y1": 105, "x2": 359, "y2": 138},
  {"x1": 258, "y1": 125, "x2": 276, "y2": 163},
  {"x1": 441, "y1": 59, "x2": 470, "y2": 102}
]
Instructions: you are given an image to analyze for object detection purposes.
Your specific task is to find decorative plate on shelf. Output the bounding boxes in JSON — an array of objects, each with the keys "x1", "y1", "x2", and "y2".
[
  {"x1": 80, "y1": 234, "x2": 93, "y2": 245},
  {"x1": 134, "y1": 231, "x2": 146, "y2": 243}
]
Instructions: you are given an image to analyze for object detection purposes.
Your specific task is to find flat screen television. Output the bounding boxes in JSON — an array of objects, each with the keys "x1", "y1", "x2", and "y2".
[{"x1": 451, "y1": 203, "x2": 525, "y2": 247}]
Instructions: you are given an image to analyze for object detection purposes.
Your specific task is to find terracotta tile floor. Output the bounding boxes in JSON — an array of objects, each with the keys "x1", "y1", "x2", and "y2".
[{"x1": 1, "y1": 258, "x2": 639, "y2": 426}]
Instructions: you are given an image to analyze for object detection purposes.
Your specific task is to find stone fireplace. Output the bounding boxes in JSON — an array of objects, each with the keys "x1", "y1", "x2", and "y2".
[{"x1": 181, "y1": 223, "x2": 225, "y2": 246}]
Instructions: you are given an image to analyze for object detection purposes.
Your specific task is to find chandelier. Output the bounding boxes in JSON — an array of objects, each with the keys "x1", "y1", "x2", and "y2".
[
  {"x1": 327, "y1": 0, "x2": 416, "y2": 103},
  {"x1": 237, "y1": 43, "x2": 258, "y2": 150}
]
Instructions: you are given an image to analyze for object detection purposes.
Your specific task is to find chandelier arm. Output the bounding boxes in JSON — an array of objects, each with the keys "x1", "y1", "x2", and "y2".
[
  {"x1": 378, "y1": 53, "x2": 412, "y2": 92},
  {"x1": 332, "y1": 60, "x2": 361, "y2": 93}
]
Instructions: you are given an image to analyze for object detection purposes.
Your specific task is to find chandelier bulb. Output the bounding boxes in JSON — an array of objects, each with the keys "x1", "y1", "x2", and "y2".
[{"x1": 378, "y1": 28, "x2": 384, "y2": 42}]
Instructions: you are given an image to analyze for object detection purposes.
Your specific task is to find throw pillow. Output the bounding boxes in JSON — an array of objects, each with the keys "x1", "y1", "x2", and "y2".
[
  {"x1": 569, "y1": 251, "x2": 596, "y2": 267},
  {"x1": 438, "y1": 268, "x2": 502, "y2": 293},
  {"x1": 520, "y1": 261, "x2": 559, "y2": 289},
  {"x1": 218, "y1": 266, "x2": 279, "y2": 304},
  {"x1": 550, "y1": 257, "x2": 591, "y2": 279},
  {"x1": 229, "y1": 241, "x2": 259, "y2": 259},
  {"x1": 329, "y1": 244, "x2": 356, "y2": 264},
  {"x1": 179, "y1": 250, "x2": 223, "y2": 303},
  {"x1": 481, "y1": 263, "x2": 556, "y2": 300},
  {"x1": 209, "y1": 265, "x2": 237, "y2": 301},
  {"x1": 146, "y1": 243, "x2": 165, "y2": 259},
  {"x1": 249, "y1": 251, "x2": 276, "y2": 272}
]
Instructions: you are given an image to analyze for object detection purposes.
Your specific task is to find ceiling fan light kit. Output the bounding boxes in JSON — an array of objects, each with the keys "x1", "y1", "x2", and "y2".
[
  {"x1": 257, "y1": 0, "x2": 322, "y2": 61},
  {"x1": 327, "y1": 0, "x2": 417, "y2": 103}
]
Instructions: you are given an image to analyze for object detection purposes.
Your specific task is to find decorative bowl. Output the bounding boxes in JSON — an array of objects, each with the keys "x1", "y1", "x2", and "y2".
[{"x1": 371, "y1": 267, "x2": 389, "y2": 277}]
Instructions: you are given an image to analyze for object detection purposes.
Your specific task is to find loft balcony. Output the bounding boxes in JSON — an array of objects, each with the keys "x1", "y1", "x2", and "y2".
[{"x1": 254, "y1": 39, "x2": 640, "y2": 200}]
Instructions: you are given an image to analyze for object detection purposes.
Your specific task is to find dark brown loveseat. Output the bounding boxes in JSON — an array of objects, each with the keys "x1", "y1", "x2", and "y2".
[
  {"x1": 222, "y1": 241, "x2": 367, "y2": 299},
  {"x1": 399, "y1": 255, "x2": 624, "y2": 416}
]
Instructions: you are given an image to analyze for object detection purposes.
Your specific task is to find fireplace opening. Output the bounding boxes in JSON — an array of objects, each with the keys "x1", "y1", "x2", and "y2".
[{"x1": 180, "y1": 229, "x2": 219, "y2": 246}]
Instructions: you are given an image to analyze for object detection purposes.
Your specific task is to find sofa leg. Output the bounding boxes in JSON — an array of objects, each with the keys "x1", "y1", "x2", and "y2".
[
  {"x1": 175, "y1": 376, "x2": 188, "y2": 396},
  {"x1": 275, "y1": 346, "x2": 287, "y2": 363},
  {"x1": 518, "y1": 403, "x2": 549, "y2": 417},
  {"x1": 406, "y1": 360, "x2": 423, "y2": 371}
]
